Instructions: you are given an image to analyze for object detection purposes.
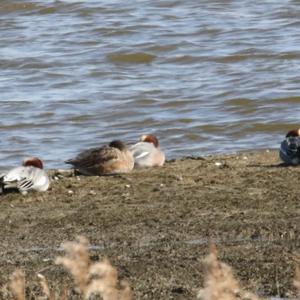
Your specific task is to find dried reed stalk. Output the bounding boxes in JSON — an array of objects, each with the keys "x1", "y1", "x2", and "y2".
[
  {"x1": 55, "y1": 236, "x2": 132, "y2": 300},
  {"x1": 198, "y1": 244, "x2": 260, "y2": 300},
  {"x1": 9, "y1": 269, "x2": 25, "y2": 300},
  {"x1": 37, "y1": 273, "x2": 51, "y2": 299},
  {"x1": 294, "y1": 266, "x2": 300, "y2": 297},
  {"x1": 55, "y1": 236, "x2": 90, "y2": 296}
]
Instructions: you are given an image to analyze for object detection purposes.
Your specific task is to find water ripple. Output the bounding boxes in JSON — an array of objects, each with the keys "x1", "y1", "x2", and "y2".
[{"x1": 1, "y1": 0, "x2": 300, "y2": 168}]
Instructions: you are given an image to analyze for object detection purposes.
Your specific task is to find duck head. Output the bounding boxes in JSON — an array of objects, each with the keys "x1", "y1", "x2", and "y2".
[
  {"x1": 109, "y1": 140, "x2": 127, "y2": 151},
  {"x1": 140, "y1": 134, "x2": 159, "y2": 148},
  {"x1": 22, "y1": 157, "x2": 44, "y2": 169},
  {"x1": 286, "y1": 129, "x2": 300, "y2": 138}
]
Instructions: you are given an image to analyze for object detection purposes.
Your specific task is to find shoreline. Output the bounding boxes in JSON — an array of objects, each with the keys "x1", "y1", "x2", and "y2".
[{"x1": 0, "y1": 149, "x2": 299, "y2": 299}]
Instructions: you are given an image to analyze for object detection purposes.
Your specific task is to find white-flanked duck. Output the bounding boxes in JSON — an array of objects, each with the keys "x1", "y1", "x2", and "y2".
[
  {"x1": 65, "y1": 140, "x2": 134, "y2": 175},
  {"x1": 130, "y1": 134, "x2": 165, "y2": 168},
  {"x1": 1, "y1": 157, "x2": 50, "y2": 193},
  {"x1": 280, "y1": 129, "x2": 300, "y2": 165}
]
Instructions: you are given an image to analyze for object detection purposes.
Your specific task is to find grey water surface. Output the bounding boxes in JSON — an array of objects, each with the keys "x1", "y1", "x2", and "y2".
[{"x1": 1, "y1": 0, "x2": 300, "y2": 169}]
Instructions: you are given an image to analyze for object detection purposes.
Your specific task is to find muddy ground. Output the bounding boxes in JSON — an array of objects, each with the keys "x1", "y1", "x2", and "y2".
[{"x1": 0, "y1": 150, "x2": 300, "y2": 299}]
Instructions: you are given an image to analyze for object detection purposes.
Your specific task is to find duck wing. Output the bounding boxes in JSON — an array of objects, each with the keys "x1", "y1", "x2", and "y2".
[
  {"x1": 130, "y1": 142, "x2": 154, "y2": 159},
  {"x1": 2, "y1": 166, "x2": 31, "y2": 191},
  {"x1": 66, "y1": 146, "x2": 120, "y2": 170},
  {"x1": 18, "y1": 178, "x2": 34, "y2": 191},
  {"x1": 280, "y1": 137, "x2": 300, "y2": 165},
  {"x1": 3, "y1": 167, "x2": 24, "y2": 183},
  {"x1": 18, "y1": 168, "x2": 49, "y2": 192}
]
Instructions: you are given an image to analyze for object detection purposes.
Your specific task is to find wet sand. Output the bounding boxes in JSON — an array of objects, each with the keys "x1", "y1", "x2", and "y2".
[{"x1": 0, "y1": 150, "x2": 299, "y2": 299}]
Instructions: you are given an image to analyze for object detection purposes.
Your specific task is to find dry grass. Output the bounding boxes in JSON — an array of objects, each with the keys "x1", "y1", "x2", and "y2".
[
  {"x1": 9, "y1": 269, "x2": 25, "y2": 300},
  {"x1": 4, "y1": 238, "x2": 300, "y2": 299},
  {"x1": 55, "y1": 236, "x2": 132, "y2": 300},
  {"x1": 6, "y1": 237, "x2": 132, "y2": 300},
  {"x1": 55, "y1": 237, "x2": 91, "y2": 297},
  {"x1": 294, "y1": 266, "x2": 300, "y2": 297},
  {"x1": 197, "y1": 244, "x2": 260, "y2": 300},
  {"x1": 37, "y1": 273, "x2": 54, "y2": 300}
]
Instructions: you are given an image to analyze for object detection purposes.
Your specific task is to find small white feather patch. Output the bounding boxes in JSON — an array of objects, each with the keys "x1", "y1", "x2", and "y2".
[{"x1": 135, "y1": 151, "x2": 150, "y2": 159}]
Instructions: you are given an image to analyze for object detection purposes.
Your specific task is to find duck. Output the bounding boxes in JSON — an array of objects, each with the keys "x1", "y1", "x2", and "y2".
[
  {"x1": 65, "y1": 140, "x2": 134, "y2": 175},
  {"x1": 1, "y1": 157, "x2": 50, "y2": 193},
  {"x1": 129, "y1": 134, "x2": 165, "y2": 168},
  {"x1": 279, "y1": 129, "x2": 300, "y2": 165}
]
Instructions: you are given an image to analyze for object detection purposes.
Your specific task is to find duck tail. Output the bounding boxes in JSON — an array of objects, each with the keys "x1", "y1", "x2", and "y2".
[{"x1": 65, "y1": 159, "x2": 75, "y2": 165}]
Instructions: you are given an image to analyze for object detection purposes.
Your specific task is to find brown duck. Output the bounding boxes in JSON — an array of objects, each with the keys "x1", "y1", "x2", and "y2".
[{"x1": 65, "y1": 140, "x2": 134, "y2": 175}]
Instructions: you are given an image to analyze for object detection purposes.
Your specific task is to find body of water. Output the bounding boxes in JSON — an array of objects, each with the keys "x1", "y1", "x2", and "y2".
[{"x1": 1, "y1": 0, "x2": 300, "y2": 169}]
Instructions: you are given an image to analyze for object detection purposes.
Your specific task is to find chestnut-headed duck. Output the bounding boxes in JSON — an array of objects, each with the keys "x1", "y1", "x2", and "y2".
[
  {"x1": 280, "y1": 129, "x2": 300, "y2": 165},
  {"x1": 286, "y1": 129, "x2": 300, "y2": 137},
  {"x1": 1, "y1": 157, "x2": 50, "y2": 193},
  {"x1": 65, "y1": 140, "x2": 134, "y2": 175},
  {"x1": 130, "y1": 134, "x2": 165, "y2": 168}
]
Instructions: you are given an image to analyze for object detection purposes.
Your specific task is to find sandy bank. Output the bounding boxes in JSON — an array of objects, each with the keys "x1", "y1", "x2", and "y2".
[{"x1": 0, "y1": 150, "x2": 299, "y2": 299}]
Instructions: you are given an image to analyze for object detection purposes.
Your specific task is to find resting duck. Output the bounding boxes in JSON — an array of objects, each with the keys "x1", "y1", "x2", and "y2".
[
  {"x1": 129, "y1": 134, "x2": 165, "y2": 168},
  {"x1": 65, "y1": 140, "x2": 134, "y2": 175},
  {"x1": 279, "y1": 129, "x2": 300, "y2": 165},
  {"x1": 1, "y1": 157, "x2": 50, "y2": 193}
]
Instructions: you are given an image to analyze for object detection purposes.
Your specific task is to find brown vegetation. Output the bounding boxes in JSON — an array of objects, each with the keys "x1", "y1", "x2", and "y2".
[
  {"x1": 4, "y1": 237, "x2": 300, "y2": 299},
  {"x1": 198, "y1": 244, "x2": 260, "y2": 300},
  {"x1": 6, "y1": 237, "x2": 132, "y2": 300},
  {"x1": 55, "y1": 237, "x2": 132, "y2": 300}
]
